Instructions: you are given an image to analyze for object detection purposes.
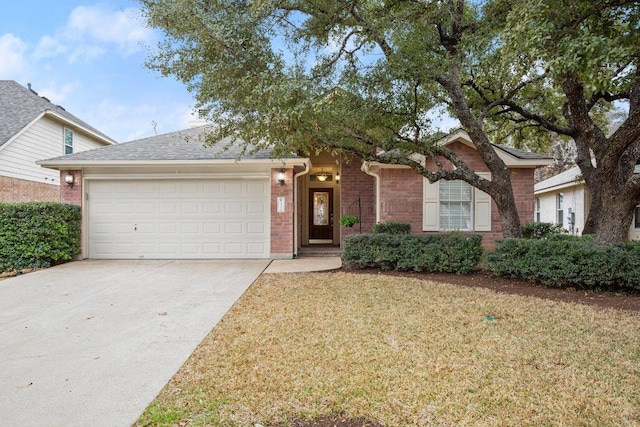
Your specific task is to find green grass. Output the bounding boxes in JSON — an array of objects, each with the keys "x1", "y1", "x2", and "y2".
[{"x1": 136, "y1": 272, "x2": 640, "y2": 426}]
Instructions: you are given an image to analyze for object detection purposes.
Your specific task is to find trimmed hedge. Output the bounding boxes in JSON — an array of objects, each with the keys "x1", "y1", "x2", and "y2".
[
  {"x1": 0, "y1": 202, "x2": 81, "y2": 273},
  {"x1": 521, "y1": 221, "x2": 563, "y2": 239},
  {"x1": 484, "y1": 237, "x2": 640, "y2": 291},
  {"x1": 371, "y1": 221, "x2": 411, "y2": 235},
  {"x1": 342, "y1": 233, "x2": 483, "y2": 274}
]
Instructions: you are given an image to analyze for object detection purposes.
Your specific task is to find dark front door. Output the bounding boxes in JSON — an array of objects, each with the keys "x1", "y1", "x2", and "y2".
[{"x1": 309, "y1": 188, "x2": 333, "y2": 242}]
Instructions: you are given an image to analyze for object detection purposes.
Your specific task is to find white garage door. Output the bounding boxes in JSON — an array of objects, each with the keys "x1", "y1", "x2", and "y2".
[{"x1": 88, "y1": 179, "x2": 270, "y2": 259}]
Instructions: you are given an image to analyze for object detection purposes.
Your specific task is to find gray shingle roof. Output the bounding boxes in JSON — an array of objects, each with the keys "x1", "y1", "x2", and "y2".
[
  {"x1": 0, "y1": 80, "x2": 116, "y2": 147},
  {"x1": 493, "y1": 144, "x2": 553, "y2": 160},
  {"x1": 40, "y1": 125, "x2": 300, "y2": 163}
]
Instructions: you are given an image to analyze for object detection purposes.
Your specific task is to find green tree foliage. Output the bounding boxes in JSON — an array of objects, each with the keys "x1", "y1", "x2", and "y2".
[
  {"x1": 484, "y1": 0, "x2": 640, "y2": 243},
  {"x1": 140, "y1": 0, "x2": 640, "y2": 242}
]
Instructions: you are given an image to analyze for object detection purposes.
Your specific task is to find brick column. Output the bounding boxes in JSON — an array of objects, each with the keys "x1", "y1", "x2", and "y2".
[
  {"x1": 60, "y1": 170, "x2": 82, "y2": 206},
  {"x1": 270, "y1": 168, "x2": 295, "y2": 258}
]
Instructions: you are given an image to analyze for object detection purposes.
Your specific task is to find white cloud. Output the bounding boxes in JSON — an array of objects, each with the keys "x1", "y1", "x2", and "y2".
[
  {"x1": 86, "y1": 98, "x2": 194, "y2": 143},
  {"x1": 34, "y1": 5, "x2": 155, "y2": 63},
  {"x1": 38, "y1": 81, "x2": 83, "y2": 104},
  {"x1": 0, "y1": 34, "x2": 30, "y2": 78}
]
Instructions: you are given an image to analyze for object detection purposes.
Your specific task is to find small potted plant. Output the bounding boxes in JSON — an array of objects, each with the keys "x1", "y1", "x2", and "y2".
[{"x1": 340, "y1": 215, "x2": 359, "y2": 227}]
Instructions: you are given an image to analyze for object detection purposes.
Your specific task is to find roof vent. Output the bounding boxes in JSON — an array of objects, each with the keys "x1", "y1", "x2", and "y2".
[{"x1": 27, "y1": 83, "x2": 38, "y2": 95}]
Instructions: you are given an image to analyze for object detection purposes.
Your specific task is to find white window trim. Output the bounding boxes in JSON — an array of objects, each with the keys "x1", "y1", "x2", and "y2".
[
  {"x1": 557, "y1": 193, "x2": 564, "y2": 226},
  {"x1": 423, "y1": 172, "x2": 492, "y2": 232},
  {"x1": 64, "y1": 128, "x2": 73, "y2": 155}
]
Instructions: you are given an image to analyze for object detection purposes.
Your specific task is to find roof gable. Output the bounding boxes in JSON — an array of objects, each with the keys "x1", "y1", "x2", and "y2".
[
  {"x1": 0, "y1": 80, "x2": 116, "y2": 148},
  {"x1": 376, "y1": 129, "x2": 552, "y2": 168}
]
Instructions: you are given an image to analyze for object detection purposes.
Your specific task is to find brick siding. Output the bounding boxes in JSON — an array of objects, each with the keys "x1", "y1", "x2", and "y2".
[
  {"x1": 0, "y1": 175, "x2": 59, "y2": 203},
  {"x1": 376, "y1": 141, "x2": 537, "y2": 249},
  {"x1": 340, "y1": 160, "x2": 376, "y2": 240},
  {"x1": 271, "y1": 168, "x2": 295, "y2": 258},
  {"x1": 60, "y1": 170, "x2": 83, "y2": 206}
]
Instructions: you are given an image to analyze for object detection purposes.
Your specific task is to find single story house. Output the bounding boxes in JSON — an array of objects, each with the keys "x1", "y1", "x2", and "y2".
[
  {"x1": 38, "y1": 127, "x2": 551, "y2": 259},
  {"x1": 0, "y1": 80, "x2": 116, "y2": 202},
  {"x1": 534, "y1": 165, "x2": 640, "y2": 239}
]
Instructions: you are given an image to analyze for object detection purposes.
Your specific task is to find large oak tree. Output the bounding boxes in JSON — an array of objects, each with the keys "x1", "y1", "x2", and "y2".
[{"x1": 140, "y1": 0, "x2": 640, "y2": 243}]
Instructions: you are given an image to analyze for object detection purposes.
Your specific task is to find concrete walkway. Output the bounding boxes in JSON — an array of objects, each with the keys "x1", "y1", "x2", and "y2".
[
  {"x1": 0, "y1": 260, "x2": 269, "y2": 427},
  {"x1": 264, "y1": 256, "x2": 342, "y2": 274}
]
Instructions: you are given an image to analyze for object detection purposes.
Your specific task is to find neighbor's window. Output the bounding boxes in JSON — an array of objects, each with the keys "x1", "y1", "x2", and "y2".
[
  {"x1": 557, "y1": 193, "x2": 564, "y2": 226},
  {"x1": 439, "y1": 180, "x2": 473, "y2": 230},
  {"x1": 64, "y1": 129, "x2": 73, "y2": 155},
  {"x1": 535, "y1": 197, "x2": 541, "y2": 222},
  {"x1": 635, "y1": 206, "x2": 640, "y2": 228}
]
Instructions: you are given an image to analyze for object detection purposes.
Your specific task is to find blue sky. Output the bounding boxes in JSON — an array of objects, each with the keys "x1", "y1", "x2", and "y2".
[{"x1": 0, "y1": 0, "x2": 196, "y2": 142}]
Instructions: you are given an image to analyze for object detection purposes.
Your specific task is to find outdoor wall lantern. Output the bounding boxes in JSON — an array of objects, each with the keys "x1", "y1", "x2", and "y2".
[
  {"x1": 335, "y1": 173, "x2": 341, "y2": 184},
  {"x1": 65, "y1": 172, "x2": 74, "y2": 188},
  {"x1": 277, "y1": 169, "x2": 286, "y2": 186}
]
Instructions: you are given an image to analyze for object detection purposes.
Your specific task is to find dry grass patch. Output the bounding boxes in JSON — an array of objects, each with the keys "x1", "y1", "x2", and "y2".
[{"x1": 137, "y1": 272, "x2": 640, "y2": 427}]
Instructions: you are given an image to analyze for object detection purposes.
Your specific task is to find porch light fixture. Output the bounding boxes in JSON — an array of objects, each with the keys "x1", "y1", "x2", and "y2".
[
  {"x1": 335, "y1": 173, "x2": 340, "y2": 184},
  {"x1": 64, "y1": 172, "x2": 74, "y2": 188},
  {"x1": 277, "y1": 169, "x2": 286, "y2": 186},
  {"x1": 315, "y1": 169, "x2": 329, "y2": 182}
]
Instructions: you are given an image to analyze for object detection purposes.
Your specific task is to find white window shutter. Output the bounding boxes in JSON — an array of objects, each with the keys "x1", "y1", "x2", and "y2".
[
  {"x1": 423, "y1": 178, "x2": 439, "y2": 231},
  {"x1": 474, "y1": 172, "x2": 492, "y2": 231}
]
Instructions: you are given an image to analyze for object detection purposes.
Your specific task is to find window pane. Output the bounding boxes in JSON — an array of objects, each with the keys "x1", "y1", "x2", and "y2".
[
  {"x1": 439, "y1": 180, "x2": 473, "y2": 230},
  {"x1": 635, "y1": 207, "x2": 640, "y2": 228},
  {"x1": 64, "y1": 129, "x2": 73, "y2": 154}
]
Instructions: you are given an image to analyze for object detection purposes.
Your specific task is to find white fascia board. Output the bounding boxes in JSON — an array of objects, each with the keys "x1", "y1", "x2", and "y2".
[
  {"x1": 534, "y1": 180, "x2": 585, "y2": 195},
  {"x1": 44, "y1": 110, "x2": 117, "y2": 146}
]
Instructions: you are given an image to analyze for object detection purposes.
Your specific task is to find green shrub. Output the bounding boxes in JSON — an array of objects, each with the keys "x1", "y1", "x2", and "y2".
[
  {"x1": 371, "y1": 221, "x2": 411, "y2": 235},
  {"x1": 0, "y1": 202, "x2": 81, "y2": 273},
  {"x1": 342, "y1": 233, "x2": 483, "y2": 274},
  {"x1": 484, "y1": 237, "x2": 640, "y2": 291},
  {"x1": 521, "y1": 221, "x2": 563, "y2": 239},
  {"x1": 340, "y1": 215, "x2": 359, "y2": 227}
]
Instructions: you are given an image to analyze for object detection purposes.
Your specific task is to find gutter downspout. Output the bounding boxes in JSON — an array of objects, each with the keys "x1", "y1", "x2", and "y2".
[
  {"x1": 361, "y1": 161, "x2": 381, "y2": 224},
  {"x1": 293, "y1": 161, "x2": 311, "y2": 258}
]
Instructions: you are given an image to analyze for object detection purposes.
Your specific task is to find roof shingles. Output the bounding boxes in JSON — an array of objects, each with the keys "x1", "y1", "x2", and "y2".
[
  {"x1": 40, "y1": 125, "x2": 297, "y2": 163},
  {"x1": 0, "y1": 80, "x2": 116, "y2": 147}
]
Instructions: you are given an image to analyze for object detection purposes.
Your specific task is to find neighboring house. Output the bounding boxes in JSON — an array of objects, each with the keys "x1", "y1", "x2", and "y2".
[
  {"x1": 0, "y1": 80, "x2": 116, "y2": 203},
  {"x1": 38, "y1": 127, "x2": 551, "y2": 260},
  {"x1": 534, "y1": 165, "x2": 640, "y2": 239}
]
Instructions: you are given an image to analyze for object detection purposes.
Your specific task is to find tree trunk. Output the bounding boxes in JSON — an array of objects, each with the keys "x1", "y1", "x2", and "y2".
[
  {"x1": 582, "y1": 184, "x2": 602, "y2": 235},
  {"x1": 494, "y1": 193, "x2": 522, "y2": 238},
  {"x1": 595, "y1": 193, "x2": 635, "y2": 244}
]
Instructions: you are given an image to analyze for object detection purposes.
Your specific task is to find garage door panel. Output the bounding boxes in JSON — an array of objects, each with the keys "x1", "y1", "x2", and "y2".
[
  {"x1": 181, "y1": 202, "x2": 199, "y2": 214},
  {"x1": 89, "y1": 179, "x2": 270, "y2": 259},
  {"x1": 224, "y1": 182, "x2": 243, "y2": 194},
  {"x1": 247, "y1": 222, "x2": 266, "y2": 235},
  {"x1": 225, "y1": 202, "x2": 243, "y2": 214},
  {"x1": 158, "y1": 202, "x2": 177, "y2": 214}
]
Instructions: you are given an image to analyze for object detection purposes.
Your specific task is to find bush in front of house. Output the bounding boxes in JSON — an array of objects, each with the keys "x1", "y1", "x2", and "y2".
[
  {"x1": 0, "y1": 202, "x2": 81, "y2": 273},
  {"x1": 342, "y1": 233, "x2": 483, "y2": 274},
  {"x1": 521, "y1": 221, "x2": 564, "y2": 239},
  {"x1": 371, "y1": 220, "x2": 411, "y2": 235},
  {"x1": 484, "y1": 237, "x2": 640, "y2": 291}
]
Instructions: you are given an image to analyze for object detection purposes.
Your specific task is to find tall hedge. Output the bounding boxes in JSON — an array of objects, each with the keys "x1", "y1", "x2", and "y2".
[
  {"x1": 342, "y1": 233, "x2": 483, "y2": 274},
  {"x1": 0, "y1": 202, "x2": 81, "y2": 273},
  {"x1": 485, "y1": 237, "x2": 640, "y2": 291}
]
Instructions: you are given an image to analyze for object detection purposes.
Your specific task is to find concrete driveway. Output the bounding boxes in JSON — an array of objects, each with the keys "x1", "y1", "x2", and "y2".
[{"x1": 0, "y1": 259, "x2": 269, "y2": 427}]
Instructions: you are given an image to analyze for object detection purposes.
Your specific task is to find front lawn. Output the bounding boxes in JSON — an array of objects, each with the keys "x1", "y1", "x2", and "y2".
[{"x1": 136, "y1": 272, "x2": 640, "y2": 426}]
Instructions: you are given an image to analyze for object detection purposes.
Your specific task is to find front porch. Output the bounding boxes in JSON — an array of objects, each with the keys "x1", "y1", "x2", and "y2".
[{"x1": 293, "y1": 151, "x2": 376, "y2": 257}]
